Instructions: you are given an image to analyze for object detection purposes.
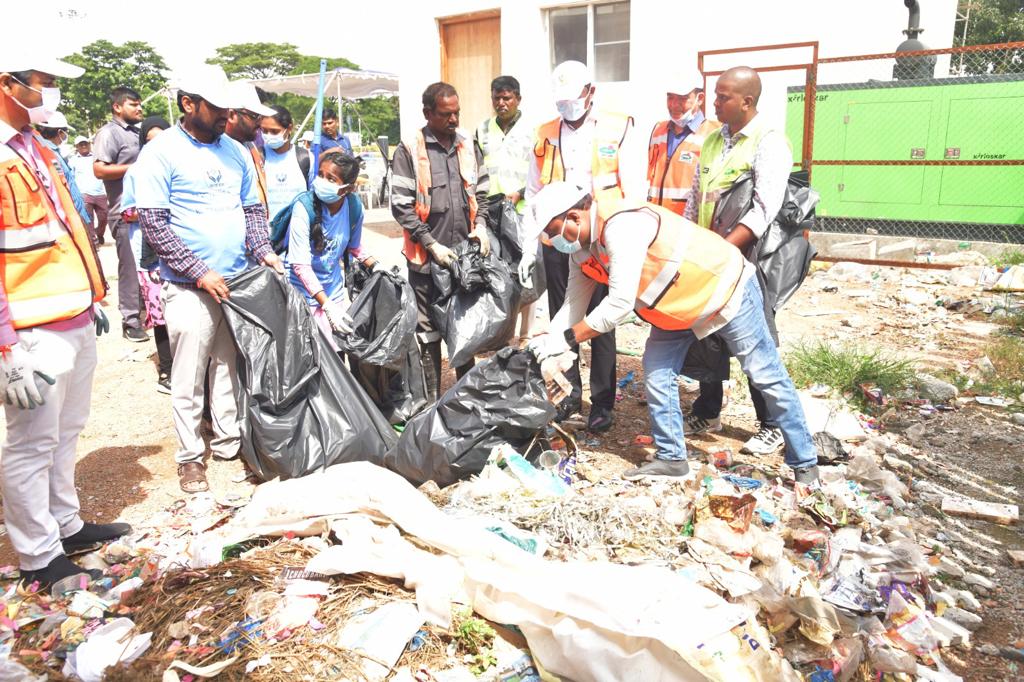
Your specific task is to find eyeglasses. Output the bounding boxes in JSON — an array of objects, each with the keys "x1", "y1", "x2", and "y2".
[{"x1": 239, "y1": 110, "x2": 262, "y2": 123}]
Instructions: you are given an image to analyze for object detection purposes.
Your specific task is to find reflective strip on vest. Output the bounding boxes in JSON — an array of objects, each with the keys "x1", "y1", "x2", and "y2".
[
  {"x1": 391, "y1": 175, "x2": 416, "y2": 190},
  {"x1": 647, "y1": 119, "x2": 721, "y2": 217},
  {"x1": 636, "y1": 226, "x2": 692, "y2": 307},
  {"x1": 7, "y1": 289, "x2": 92, "y2": 323},
  {"x1": 533, "y1": 111, "x2": 630, "y2": 204},
  {"x1": 478, "y1": 116, "x2": 530, "y2": 196},
  {"x1": 0, "y1": 220, "x2": 58, "y2": 252}
]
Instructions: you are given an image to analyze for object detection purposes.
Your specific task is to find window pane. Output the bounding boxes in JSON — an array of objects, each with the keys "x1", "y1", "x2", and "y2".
[
  {"x1": 594, "y1": 1, "x2": 630, "y2": 44},
  {"x1": 550, "y1": 6, "x2": 588, "y2": 69},
  {"x1": 595, "y1": 43, "x2": 629, "y2": 82}
]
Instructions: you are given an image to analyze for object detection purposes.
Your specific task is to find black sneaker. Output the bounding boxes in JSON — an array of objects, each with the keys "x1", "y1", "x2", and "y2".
[
  {"x1": 623, "y1": 458, "x2": 691, "y2": 480},
  {"x1": 123, "y1": 327, "x2": 149, "y2": 343},
  {"x1": 20, "y1": 555, "x2": 102, "y2": 589},
  {"x1": 587, "y1": 407, "x2": 614, "y2": 433},
  {"x1": 157, "y1": 373, "x2": 171, "y2": 394},
  {"x1": 554, "y1": 395, "x2": 582, "y2": 422},
  {"x1": 62, "y1": 521, "x2": 132, "y2": 555}
]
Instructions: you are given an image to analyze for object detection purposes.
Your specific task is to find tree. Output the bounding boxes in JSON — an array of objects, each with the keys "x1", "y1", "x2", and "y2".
[
  {"x1": 957, "y1": 0, "x2": 1024, "y2": 46},
  {"x1": 61, "y1": 40, "x2": 168, "y2": 134},
  {"x1": 207, "y1": 43, "x2": 302, "y2": 80}
]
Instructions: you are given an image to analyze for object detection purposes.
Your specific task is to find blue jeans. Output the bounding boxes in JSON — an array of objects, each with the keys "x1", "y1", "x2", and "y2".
[{"x1": 642, "y1": 276, "x2": 817, "y2": 469}]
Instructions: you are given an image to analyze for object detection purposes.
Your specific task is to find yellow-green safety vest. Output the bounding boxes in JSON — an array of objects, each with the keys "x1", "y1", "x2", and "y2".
[{"x1": 695, "y1": 121, "x2": 769, "y2": 230}]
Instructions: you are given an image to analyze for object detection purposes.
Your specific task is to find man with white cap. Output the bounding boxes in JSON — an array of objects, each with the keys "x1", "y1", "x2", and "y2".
[
  {"x1": 647, "y1": 71, "x2": 720, "y2": 216},
  {"x1": 132, "y1": 66, "x2": 285, "y2": 494},
  {"x1": 70, "y1": 135, "x2": 109, "y2": 245},
  {"x1": 36, "y1": 111, "x2": 93, "y2": 231},
  {"x1": 519, "y1": 60, "x2": 638, "y2": 433},
  {"x1": 224, "y1": 82, "x2": 276, "y2": 210},
  {"x1": 1, "y1": 55, "x2": 127, "y2": 588},
  {"x1": 522, "y1": 181, "x2": 819, "y2": 484}
]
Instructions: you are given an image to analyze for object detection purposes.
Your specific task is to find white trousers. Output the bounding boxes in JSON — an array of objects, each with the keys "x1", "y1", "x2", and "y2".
[
  {"x1": 2, "y1": 323, "x2": 94, "y2": 570},
  {"x1": 163, "y1": 283, "x2": 240, "y2": 464}
]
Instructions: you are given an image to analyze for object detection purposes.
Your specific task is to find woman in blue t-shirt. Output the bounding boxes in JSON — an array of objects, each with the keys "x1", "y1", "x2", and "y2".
[{"x1": 286, "y1": 151, "x2": 376, "y2": 345}]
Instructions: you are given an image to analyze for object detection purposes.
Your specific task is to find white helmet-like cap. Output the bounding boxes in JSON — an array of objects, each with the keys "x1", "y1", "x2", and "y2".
[
  {"x1": 667, "y1": 69, "x2": 705, "y2": 97},
  {"x1": 521, "y1": 182, "x2": 590, "y2": 244},
  {"x1": 551, "y1": 60, "x2": 592, "y2": 101}
]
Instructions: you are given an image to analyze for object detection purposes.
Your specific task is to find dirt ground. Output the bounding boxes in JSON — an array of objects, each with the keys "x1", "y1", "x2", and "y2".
[{"x1": 0, "y1": 226, "x2": 1021, "y2": 680}]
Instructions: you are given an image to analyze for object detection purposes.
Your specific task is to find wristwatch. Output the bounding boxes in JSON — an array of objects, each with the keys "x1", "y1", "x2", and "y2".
[{"x1": 563, "y1": 327, "x2": 579, "y2": 349}]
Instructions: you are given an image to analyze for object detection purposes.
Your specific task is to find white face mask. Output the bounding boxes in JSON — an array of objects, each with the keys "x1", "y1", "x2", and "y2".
[
  {"x1": 264, "y1": 132, "x2": 286, "y2": 150},
  {"x1": 670, "y1": 110, "x2": 694, "y2": 128},
  {"x1": 11, "y1": 78, "x2": 61, "y2": 126},
  {"x1": 556, "y1": 95, "x2": 589, "y2": 122}
]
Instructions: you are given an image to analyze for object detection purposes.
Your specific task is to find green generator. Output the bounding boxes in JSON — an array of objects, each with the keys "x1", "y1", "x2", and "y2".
[{"x1": 786, "y1": 73, "x2": 1024, "y2": 243}]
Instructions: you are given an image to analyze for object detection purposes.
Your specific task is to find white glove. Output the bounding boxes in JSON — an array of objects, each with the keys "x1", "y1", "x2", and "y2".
[
  {"x1": 321, "y1": 300, "x2": 354, "y2": 335},
  {"x1": 469, "y1": 227, "x2": 491, "y2": 257},
  {"x1": 0, "y1": 344, "x2": 55, "y2": 410},
  {"x1": 526, "y1": 332, "x2": 571, "y2": 362},
  {"x1": 427, "y1": 242, "x2": 456, "y2": 268},
  {"x1": 518, "y1": 250, "x2": 537, "y2": 289}
]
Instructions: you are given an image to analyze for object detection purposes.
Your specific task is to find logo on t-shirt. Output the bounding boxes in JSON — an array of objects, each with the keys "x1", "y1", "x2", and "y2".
[
  {"x1": 276, "y1": 172, "x2": 288, "y2": 183},
  {"x1": 206, "y1": 168, "x2": 224, "y2": 189}
]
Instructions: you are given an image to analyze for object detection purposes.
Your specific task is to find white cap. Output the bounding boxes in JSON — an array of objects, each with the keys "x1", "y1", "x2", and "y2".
[
  {"x1": 74, "y1": 135, "x2": 89, "y2": 145},
  {"x1": 667, "y1": 70, "x2": 705, "y2": 97},
  {"x1": 0, "y1": 53, "x2": 84, "y2": 79},
  {"x1": 228, "y1": 81, "x2": 275, "y2": 117},
  {"x1": 522, "y1": 182, "x2": 590, "y2": 243},
  {"x1": 172, "y1": 65, "x2": 241, "y2": 110},
  {"x1": 38, "y1": 111, "x2": 69, "y2": 129},
  {"x1": 551, "y1": 60, "x2": 592, "y2": 101},
  {"x1": 300, "y1": 130, "x2": 314, "y2": 142}
]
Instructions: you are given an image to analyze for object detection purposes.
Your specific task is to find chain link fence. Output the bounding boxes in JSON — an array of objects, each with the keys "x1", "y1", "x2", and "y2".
[{"x1": 701, "y1": 42, "x2": 1024, "y2": 251}]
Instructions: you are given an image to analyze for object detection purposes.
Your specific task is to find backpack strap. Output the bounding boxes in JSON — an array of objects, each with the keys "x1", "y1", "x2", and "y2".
[{"x1": 296, "y1": 146, "x2": 312, "y2": 187}]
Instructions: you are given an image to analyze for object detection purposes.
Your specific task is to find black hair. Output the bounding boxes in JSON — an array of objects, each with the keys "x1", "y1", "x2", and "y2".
[
  {"x1": 139, "y1": 116, "x2": 170, "y2": 147},
  {"x1": 9, "y1": 70, "x2": 34, "y2": 84},
  {"x1": 176, "y1": 90, "x2": 200, "y2": 114},
  {"x1": 310, "y1": 151, "x2": 361, "y2": 253},
  {"x1": 555, "y1": 193, "x2": 593, "y2": 223},
  {"x1": 38, "y1": 126, "x2": 64, "y2": 141},
  {"x1": 269, "y1": 104, "x2": 293, "y2": 129},
  {"x1": 490, "y1": 75, "x2": 521, "y2": 97},
  {"x1": 422, "y1": 82, "x2": 458, "y2": 110},
  {"x1": 322, "y1": 106, "x2": 338, "y2": 121},
  {"x1": 110, "y1": 86, "x2": 142, "y2": 110}
]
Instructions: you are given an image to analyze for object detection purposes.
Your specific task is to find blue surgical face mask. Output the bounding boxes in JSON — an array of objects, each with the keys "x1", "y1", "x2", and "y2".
[
  {"x1": 313, "y1": 176, "x2": 346, "y2": 204},
  {"x1": 264, "y1": 132, "x2": 286, "y2": 150},
  {"x1": 551, "y1": 234, "x2": 582, "y2": 254}
]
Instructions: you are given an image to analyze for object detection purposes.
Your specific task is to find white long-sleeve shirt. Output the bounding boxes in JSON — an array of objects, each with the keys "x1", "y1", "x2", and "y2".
[{"x1": 550, "y1": 209, "x2": 754, "y2": 339}]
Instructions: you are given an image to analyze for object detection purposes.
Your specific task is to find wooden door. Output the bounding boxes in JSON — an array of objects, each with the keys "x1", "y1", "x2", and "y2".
[{"x1": 440, "y1": 11, "x2": 501, "y2": 133}]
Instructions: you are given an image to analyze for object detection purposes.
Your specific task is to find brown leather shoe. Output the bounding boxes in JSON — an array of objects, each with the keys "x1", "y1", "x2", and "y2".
[{"x1": 178, "y1": 462, "x2": 208, "y2": 493}]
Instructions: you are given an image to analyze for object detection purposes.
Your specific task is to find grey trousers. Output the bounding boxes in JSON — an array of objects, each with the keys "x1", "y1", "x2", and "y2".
[{"x1": 111, "y1": 215, "x2": 142, "y2": 330}]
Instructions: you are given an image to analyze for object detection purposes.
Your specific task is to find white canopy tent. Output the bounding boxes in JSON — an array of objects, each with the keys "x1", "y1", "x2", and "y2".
[{"x1": 248, "y1": 68, "x2": 399, "y2": 144}]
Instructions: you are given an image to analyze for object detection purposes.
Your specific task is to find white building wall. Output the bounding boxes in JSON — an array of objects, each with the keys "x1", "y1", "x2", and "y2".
[{"x1": 396, "y1": 0, "x2": 958, "y2": 183}]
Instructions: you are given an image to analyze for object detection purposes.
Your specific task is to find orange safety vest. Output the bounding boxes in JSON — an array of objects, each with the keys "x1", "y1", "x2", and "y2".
[
  {"x1": 533, "y1": 110, "x2": 631, "y2": 204},
  {"x1": 0, "y1": 138, "x2": 107, "y2": 330},
  {"x1": 646, "y1": 118, "x2": 721, "y2": 216},
  {"x1": 246, "y1": 142, "x2": 268, "y2": 209},
  {"x1": 580, "y1": 201, "x2": 745, "y2": 332},
  {"x1": 401, "y1": 129, "x2": 479, "y2": 265}
]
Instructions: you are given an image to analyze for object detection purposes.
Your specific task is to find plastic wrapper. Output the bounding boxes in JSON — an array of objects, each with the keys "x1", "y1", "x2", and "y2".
[
  {"x1": 384, "y1": 348, "x2": 556, "y2": 488},
  {"x1": 337, "y1": 268, "x2": 417, "y2": 370},
  {"x1": 222, "y1": 268, "x2": 397, "y2": 481},
  {"x1": 846, "y1": 453, "x2": 908, "y2": 508},
  {"x1": 430, "y1": 236, "x2": 522, "y2": 367}
]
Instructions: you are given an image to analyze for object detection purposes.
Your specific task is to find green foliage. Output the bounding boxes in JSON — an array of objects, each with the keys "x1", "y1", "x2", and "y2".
[
  {"x1": 207, "y1": 42, "x2": 301, "y2": 80},
  {"x1": 786, "y1": 342, "x2": 916, "y2": 407},
  {"x1": 991, "y1": 248, "x2": 1024, "y2": 267},
  {"x1": 452, "y1": 606, "x2": 497, "y2": 676},
  {"x1": 957, "y1": 0, "x2": 1024, "y2": 46},
  {"x1": 61, "y1": 40, "x2": 168, "y2": 134},
  {"x1": 292, "y1": 55, "x2": 359, "y2": 73}
]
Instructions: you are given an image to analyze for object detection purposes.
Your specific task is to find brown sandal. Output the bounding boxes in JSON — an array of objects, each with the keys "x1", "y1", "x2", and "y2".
[{"x1": 178, "y1": 462, "x2": 209, "y2": 493}]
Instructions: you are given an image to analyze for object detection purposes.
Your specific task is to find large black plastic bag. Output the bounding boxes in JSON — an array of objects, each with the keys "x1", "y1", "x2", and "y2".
[
  {"x1": 430, "y1": 237, "x2": 522, "y2": 368},
  {"x1": 337, "y1": 269, "x2": 417, "y2": 369},
  {"x1": 349, "y1": 348, "x2": 429, "y2": 425},
  {"x1": 494, "y1": 199, "x2": 546, "y2": 305},
  {"x1": 384, "y1": 347, "x2": 555, "y2": 487},
  {"x1": 681, "y1": 334, "x2": 731, "y2": 384},
  {"x1": 221, "y1": 268, "x2": 397, "y2": 481}
]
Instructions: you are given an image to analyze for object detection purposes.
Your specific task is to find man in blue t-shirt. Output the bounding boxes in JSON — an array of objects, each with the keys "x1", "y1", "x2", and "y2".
[
  {"x1": 133, "y1": 67, "x2": 284, "y2": 494},
  {"x1": 320, "y1": 106, "x2": 353, "y2": 154}
]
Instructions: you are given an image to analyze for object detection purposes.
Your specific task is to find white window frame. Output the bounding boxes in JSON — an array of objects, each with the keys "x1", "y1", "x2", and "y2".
[{"x1": 545, "y1": 1, "x2": 631, "y2": 82}]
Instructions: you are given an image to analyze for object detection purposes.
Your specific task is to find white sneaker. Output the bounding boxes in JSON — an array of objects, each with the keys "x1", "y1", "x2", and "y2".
[
  {"x1": 741, "y1": 425, "x2": 784, "y2": 454},
  {"x1": 684, "y1": 414, "x2": 722, "y2": 434}
]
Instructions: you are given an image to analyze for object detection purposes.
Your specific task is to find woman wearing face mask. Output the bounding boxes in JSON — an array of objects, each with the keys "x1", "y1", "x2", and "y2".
[
  {"x1": 286, "y1": 151, "x2": 376, "y2": 346},
  {"x1": 260, "y1": 105, "x2": 311, "y2": 224},
  {"x1": 120, "y1": 115, "x2": 173, "y2": 392}
]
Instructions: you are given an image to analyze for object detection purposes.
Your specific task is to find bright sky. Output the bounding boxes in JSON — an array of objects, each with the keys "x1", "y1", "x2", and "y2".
[{"x1": 39, "y1": 0, "x2": 400, "y2": 76}]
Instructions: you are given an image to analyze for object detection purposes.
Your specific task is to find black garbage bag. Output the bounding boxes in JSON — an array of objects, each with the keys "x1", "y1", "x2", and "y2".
[
  {"x1": 384, "y1": 347, "x2": 555, "y2": 487},
  {"x1": 221, "y1": 268, "x2": 397, "y2": 481},
  {"x1": 430, "y1": 237, "x2": 522, "y2": 368},
  {"x1": 337, "y1": 269, "x2": 417, "y2": 370},
  {"x1": 494, "y1": 199, "x2": 546, "y2": 305},
  {"x1": 349, "y1": 347, "x2": 429, "y2": 425}
]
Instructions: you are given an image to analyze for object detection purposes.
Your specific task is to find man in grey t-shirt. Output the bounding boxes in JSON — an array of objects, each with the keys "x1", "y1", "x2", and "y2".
[{"x1": 93, "y1": 86, "x2": 146, "y2": 341}]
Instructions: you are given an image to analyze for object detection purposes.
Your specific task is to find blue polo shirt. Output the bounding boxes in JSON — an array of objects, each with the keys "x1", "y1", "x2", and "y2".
[
  {"x1": 132, "y1": 124, "x2": 259, "y2": 283},
  {"x1": 285, "y1": 193, "x2": 363, "y2": 305},
  {"x1": 320, "y1": 133, "x2": 353, "y2": 154}
]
